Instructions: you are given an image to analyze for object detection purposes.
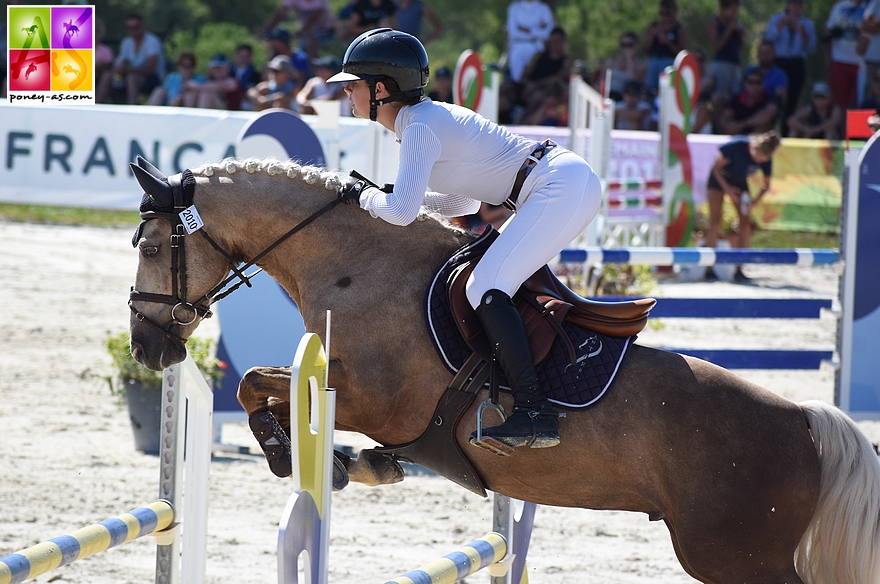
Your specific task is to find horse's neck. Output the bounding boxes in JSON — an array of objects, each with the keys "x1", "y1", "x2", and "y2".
[
  {"x1": 199, "y1": 173, "x2": 468, "y2": 324},
  {"x1": 199, "y1": 170, "x2": 475, "y2": 442}
]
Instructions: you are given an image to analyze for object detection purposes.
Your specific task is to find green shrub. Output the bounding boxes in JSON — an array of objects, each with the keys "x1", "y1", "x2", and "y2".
[{"x1": 104, "y1": 332, "x2": 225, "y2": 399}]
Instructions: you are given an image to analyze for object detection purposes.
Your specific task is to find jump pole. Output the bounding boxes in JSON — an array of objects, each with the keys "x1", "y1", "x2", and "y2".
[
  {"x1": 383, "y1": 533, "x2": 509, "y2": 584},
  {"x1": 0, "y1": 353, "x2": 213, "y2": 584},
  {"x1": 0, "y1": 501, "x2": 174, "y2": 584},
  {"x1": 558, "y1": 247, "x2": 839, "y2": 266}
]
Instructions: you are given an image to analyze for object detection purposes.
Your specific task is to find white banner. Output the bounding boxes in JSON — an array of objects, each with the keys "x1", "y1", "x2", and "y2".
[{"x1": 0, "y1": 101, "x2": 399, "y2": 209}]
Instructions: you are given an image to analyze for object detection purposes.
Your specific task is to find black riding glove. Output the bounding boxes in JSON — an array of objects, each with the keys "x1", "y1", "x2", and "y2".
[
  {"x1": 340, "y1": 176, "x2": 369, "y2": 205},
  {"x1": 340, "y1": 170, "x2": 394, "y2": 205}
]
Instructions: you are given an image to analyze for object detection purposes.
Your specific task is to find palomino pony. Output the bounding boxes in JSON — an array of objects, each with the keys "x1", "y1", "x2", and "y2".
[{"x1": 128, "y1": 156, "x2": 880, "y2": 584}]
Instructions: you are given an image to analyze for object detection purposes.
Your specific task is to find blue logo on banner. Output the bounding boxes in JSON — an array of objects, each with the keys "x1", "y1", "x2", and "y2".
[{"x1": 849, "y1": 140, "x2": 880, "y2": 412}]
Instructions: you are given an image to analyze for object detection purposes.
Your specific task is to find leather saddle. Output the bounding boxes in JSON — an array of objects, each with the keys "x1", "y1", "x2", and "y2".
[
  {"x1": 448, "y1": 261, "x2": 656, "y2": 366},
  {"x1": 372, "y1": 232, "x2": 656, "y2": 497}
]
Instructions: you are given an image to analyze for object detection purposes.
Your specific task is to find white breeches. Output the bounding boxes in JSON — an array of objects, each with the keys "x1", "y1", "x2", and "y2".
[{"x1": 465, "y1": 148, "x2": 602, "y2": 309}]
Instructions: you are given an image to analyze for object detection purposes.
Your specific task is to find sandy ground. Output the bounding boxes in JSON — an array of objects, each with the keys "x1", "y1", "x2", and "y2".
[{"x1": 0, "y1": 220, "x2": 874, "y2": 584}]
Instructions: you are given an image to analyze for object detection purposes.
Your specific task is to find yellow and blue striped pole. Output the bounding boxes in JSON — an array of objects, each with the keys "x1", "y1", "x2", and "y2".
[
  {"x1": 385, "y1": 532, "x2": 507, "y2": 584},
  {"x1": 0, "y1": 500, "x2": 174, "y2": 584}
]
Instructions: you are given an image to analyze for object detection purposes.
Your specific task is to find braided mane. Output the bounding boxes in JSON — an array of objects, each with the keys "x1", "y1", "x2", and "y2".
[
  {"x1": 190, "y1": 157, "x2": 344, "y2": 193},
  {"x1": 190, "y1": 157, "x2": 470, "y2": 233}
]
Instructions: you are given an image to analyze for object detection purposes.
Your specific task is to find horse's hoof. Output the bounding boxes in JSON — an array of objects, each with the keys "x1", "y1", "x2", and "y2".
[
  {"x1": 361, "y1": 449, "x2": 406, "y2": 484},
  {"x1": 332, "y1": 453, "x2": 349, "y2": 491},
  {"x1": 248, "y1": 407, "x2": 292, "y2": 478}
]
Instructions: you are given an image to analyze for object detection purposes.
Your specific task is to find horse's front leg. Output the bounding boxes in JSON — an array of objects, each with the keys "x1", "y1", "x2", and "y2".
[
  {"x1": 238, "y1": 366, "x2": 405, "y2": 489},
  {"x1": 238, "y1": 366, "x2": 294, "y2": 478}
]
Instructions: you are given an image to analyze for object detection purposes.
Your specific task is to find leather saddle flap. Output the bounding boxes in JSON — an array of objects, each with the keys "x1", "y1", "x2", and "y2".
[
  {"x1": 521, "y1": 265, "x2": 656, "y2": 331},
  {"x1": 448, "y1": 262, "x2": 559, "y2": 365}
]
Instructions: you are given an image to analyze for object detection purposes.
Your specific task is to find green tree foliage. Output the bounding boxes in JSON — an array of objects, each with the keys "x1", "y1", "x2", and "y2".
[{"x1": 166, "y1": 23, "x2": 270, "y2": 76}]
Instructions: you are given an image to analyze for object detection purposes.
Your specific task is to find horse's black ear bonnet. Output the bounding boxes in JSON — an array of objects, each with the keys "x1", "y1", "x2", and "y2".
[{"x1": 130, "y1": 155, "x2": 196, "y2": 247}]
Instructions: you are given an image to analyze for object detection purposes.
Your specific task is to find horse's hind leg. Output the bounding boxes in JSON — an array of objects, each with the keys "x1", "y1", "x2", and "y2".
[
  {"x1": 665, "y1": 512, "x2": 807, "y2": 584},
  {"x1": 666, "y1": 522, "x2": 804, "y2": 584},
  {"x1": 238, "y1": 366, "x2": 294, "y2": 478}
]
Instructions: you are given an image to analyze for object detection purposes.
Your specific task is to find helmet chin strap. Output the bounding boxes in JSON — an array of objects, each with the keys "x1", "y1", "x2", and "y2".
[{"x1": 368, "y1": 80, "x2": 379, "y2": 121}]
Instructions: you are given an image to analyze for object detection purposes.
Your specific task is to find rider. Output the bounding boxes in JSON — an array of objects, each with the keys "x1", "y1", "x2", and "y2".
[{"x1": 328, "y1": 28, "x2": 602, "y2": 455}]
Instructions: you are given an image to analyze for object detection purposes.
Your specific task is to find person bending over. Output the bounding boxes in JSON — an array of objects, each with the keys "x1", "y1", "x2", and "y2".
[
  {"x1": 328, "y1": 28, "x2": 602, "y2": 455},
  {"x1": 703, "y1": 131, "x2": 781, "y2": 283}
]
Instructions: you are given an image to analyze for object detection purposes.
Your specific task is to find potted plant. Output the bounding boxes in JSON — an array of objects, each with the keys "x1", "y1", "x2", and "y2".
[{"x1": 104, "y1": 332, "x2": 225, "y2": 454}]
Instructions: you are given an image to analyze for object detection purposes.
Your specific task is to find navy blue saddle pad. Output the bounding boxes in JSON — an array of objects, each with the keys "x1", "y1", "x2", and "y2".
[{"x1": 425, "y1": 229, "x2": 635, "y2": 410}]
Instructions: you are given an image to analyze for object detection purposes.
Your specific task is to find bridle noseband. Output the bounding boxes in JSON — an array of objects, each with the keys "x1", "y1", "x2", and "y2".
[{"x1": 129, "y1": 169, "x2": 343, "y2": 344}]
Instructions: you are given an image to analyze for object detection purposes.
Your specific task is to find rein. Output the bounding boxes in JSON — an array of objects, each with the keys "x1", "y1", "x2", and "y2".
[{"x1": 129, "y1": 170, "x2": 343, "y2": 344}]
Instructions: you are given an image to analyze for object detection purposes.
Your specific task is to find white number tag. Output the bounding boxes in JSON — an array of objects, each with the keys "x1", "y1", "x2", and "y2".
[{"x1": 179, "y1": 205, "x2": 204, "y2": 234}]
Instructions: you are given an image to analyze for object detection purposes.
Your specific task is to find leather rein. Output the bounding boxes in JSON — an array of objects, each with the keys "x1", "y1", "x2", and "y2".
[{"x1": 129, "y1": 169, "x2": 343, "y2": 344}]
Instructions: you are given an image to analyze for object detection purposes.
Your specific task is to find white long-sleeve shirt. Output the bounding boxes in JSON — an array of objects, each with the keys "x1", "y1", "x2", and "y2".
[{"x1": 359, "y1": 99, "x2": 536, "y2": 225}]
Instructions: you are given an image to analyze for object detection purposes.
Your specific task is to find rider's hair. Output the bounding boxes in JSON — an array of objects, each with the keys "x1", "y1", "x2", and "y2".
[
  {"x1": 379, "y1": 77, "x2": 423, "y2": 107},
  {"x1": 751, "y1": 131, "x2": 781, "y2": 157}
]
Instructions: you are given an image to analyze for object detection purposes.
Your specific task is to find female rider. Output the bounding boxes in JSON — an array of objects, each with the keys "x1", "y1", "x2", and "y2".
[{"x1": 329, "y1": 28, "x2": 602, "y2": 455}]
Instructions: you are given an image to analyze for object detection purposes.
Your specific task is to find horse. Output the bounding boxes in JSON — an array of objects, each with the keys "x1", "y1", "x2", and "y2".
[{"x1": 128, "y1": 155, "x2": 880, "y2": 584}]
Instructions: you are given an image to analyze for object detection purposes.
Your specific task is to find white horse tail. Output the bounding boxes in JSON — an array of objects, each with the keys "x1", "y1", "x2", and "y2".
[{"x1": 795, "y1": 400, "x2": 880, "y2": 584}]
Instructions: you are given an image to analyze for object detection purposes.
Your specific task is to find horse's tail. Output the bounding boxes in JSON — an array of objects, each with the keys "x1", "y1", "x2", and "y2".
[{"x1": 795, "y1": 400, "x2": 880, "y2": 584}]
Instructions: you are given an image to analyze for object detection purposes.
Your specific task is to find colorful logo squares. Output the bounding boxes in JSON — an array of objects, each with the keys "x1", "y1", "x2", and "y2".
[{"x1": 7, "y1": 5, "x2": 95, "y2": 94}]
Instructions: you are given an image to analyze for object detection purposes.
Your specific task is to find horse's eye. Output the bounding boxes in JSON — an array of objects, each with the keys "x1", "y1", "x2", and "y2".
[{"x1": 142, "y1": 245, "x2": 159, "y2": 256}]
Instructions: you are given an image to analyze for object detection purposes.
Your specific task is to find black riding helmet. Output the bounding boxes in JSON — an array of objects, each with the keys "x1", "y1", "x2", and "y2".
[{"x1": 328, "y1": 28, "x2": 429, "y2": 121}]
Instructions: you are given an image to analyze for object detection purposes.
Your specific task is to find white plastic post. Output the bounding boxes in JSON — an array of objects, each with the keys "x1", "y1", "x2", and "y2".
[
  {"x1": 491, "y1": 495, "x2": 537, "y2": 584},
  {"x1": 155, "y1": 355, "x2": 212, "y2": 584}
]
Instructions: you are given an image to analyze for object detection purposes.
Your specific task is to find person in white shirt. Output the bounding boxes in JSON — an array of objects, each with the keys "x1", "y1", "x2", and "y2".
[
  {"x1": 858, "y1": 0, "x2": 880, "y2": 103},
  {"x1": 96, "y1": 13, "x2": 165, "y2": 104},
  {"x1": 328, "y1": 28, "x2": 602, "y2": 455},
  {"x1": 505, "y1": 0, "x2": 554, "y2": 84},
  {"x1": 823, "y1": 0, "x2": 865, "y2": 109},
  {"x1": 764, "y1": 0, "x2": 816, "y2": 135},
  {"x1": 296, "y1": 55, "x2": 349, "y2": 115}
]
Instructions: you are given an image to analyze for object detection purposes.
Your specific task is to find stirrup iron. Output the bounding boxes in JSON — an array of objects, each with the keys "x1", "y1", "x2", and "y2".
[{"x1": 474, "y1": 397, "x2": 507, "y2": 443}]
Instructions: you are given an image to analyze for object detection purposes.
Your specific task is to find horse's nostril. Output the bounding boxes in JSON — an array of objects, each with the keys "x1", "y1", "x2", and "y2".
[{"x1": 130, "y1": 341, "x2": 144, "y2": 362}]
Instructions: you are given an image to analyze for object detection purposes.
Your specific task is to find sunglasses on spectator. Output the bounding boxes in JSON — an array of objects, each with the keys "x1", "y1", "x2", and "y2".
[
  {"x1": 620, "y1": 41, "x2": 635, "y2": 48},
  {"x1": 745, "y1": 78, "x2": 763, "y2": 85}
]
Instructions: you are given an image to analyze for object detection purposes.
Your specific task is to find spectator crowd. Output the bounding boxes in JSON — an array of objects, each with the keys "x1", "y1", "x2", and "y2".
[
  {"x1": 89, "y1": 0, "x2": 446, "y2": 114},
  {"x1": 74, "y1": 0, "x2": 880, "y2": 140},
  {"x1": 494, "y1": 0, "x2": 876, "y2": 140}
]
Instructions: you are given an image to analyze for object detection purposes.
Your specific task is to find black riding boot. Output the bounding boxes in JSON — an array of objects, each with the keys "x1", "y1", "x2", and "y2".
[{"x1": 469, "y1": 289, "x2": 560, "y2": 455}]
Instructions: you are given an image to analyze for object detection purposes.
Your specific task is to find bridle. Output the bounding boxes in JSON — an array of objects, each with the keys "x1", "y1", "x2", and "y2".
[{"x1": 129, "y1": 169, "x2": 343, "y2": 344}]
